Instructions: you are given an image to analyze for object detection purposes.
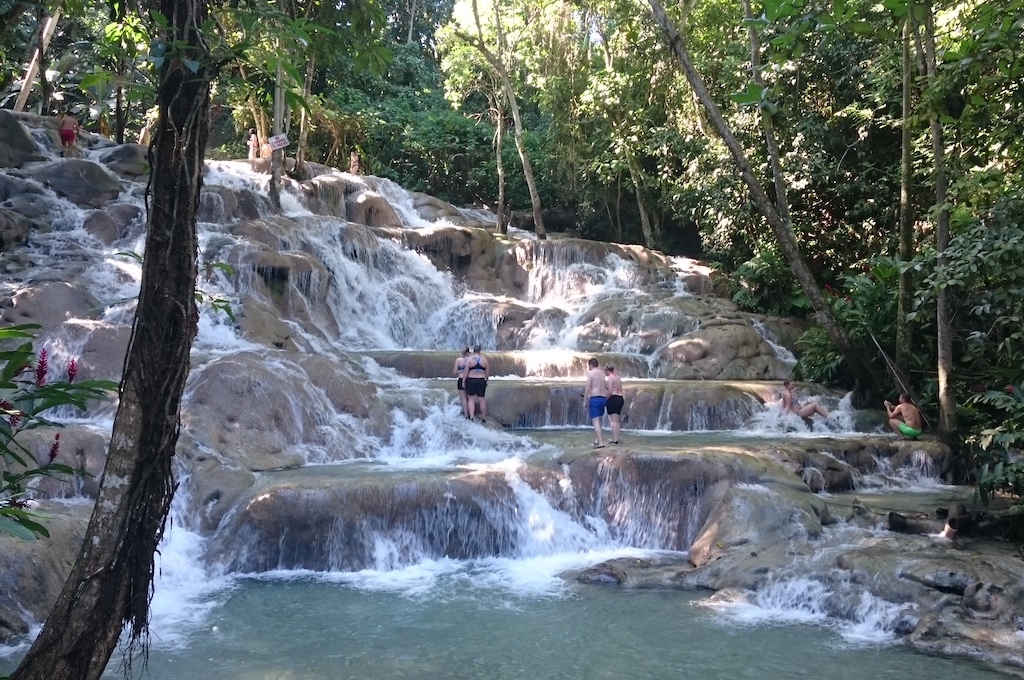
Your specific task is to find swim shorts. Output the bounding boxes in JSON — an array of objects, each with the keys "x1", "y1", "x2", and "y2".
[
  {"x1": 465, "y1": 377, "x2": 487, "y2": 397},
  {"x1": 457, "y1": 378, "x2": 464, "y2": 391},
  {"x1": 897, "y1": 422, "x2": 922, "y2": 439},
  {"x1": 588, "y1": 395, "x2": 607, "y2": 420},
  {"x1": 606, "y1": 395, "x2": 624, "y2": 415},
  {"x1": 59, "y1": 128, "x2": 75, "y2": 144}
]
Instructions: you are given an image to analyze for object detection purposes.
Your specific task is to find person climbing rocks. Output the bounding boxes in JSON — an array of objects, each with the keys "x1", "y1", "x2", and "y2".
[
  {"x1": 885, "y1": 393, "x2": 923, "y2": 440},
  {"x1": 584, "y1": 358, "x2": 608, "y2": 448},
  {"x1": 58, "y1": 111, "x2": 80, "y2": 157},
  {"x1": 781, "y1": 379, "x2": 829, "y2": 420}
]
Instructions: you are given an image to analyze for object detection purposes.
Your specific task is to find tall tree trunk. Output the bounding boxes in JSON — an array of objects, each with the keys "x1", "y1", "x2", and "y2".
[
  {"x1": 465, "y1": 0, "x2": 547, "y2": 239},
  {"x1": 896, "y1": 15, "x2": 916, "y2": 379},
  {"x1": 9, "y1": 0, "x2": 211, "y2": 678},
  {"x1": 920, "y1": 3, "x2": 957, "y2": 440},
  {"x1": 14, "y1": 6, "x2": 61, "y2": 112},
  {"x1": 647, "y1": 0, "x2": 877, "y2": 401}
]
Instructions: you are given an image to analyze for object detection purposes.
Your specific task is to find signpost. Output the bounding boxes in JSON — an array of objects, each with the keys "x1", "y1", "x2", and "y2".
[{"x1": 268, "y1": 134, "x2": 290, "y2": 151}]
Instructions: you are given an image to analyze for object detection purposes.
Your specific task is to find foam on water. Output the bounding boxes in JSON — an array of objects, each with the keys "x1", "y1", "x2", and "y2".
[{"x1": 705, "y1": 577, "x2": 911, "y2": 644}]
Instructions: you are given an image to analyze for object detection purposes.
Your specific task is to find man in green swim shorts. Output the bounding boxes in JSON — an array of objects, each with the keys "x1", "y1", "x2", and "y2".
[{"x1": 885, "y1": 393, "x2": 923, "y2": 439}]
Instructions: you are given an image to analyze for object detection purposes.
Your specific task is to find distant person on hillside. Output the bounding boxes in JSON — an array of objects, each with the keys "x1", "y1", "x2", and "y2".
[
  {"x1": 247, "y1": 128, "x2": 260, "y2": 160},
  {"x1": 463, "y1": 344, "x2": 489, "y2": 423},
  {"x1": 584, "y1": 358, "x2": 608, "y2": 448},
  {"x1": 604, "y1": 364, "x2": 624, "y2": 445},
  {"x1": 781, "y1": 379, "x2": 829, "y2": 419},
  {"x1": 885, "y1": 393, "x2": 923, "y2": 440},
  {"x1": 58, "y1": 111, "x2": 80, "y2": 157},
  {"x1": 454, "y1": 347, "x2": 470, "y2": 418}
]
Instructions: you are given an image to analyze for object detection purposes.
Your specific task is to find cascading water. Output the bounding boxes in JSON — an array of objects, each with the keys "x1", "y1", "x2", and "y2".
[{"x1": 0, "y1": 134, "x2": 997, "y2": 679}]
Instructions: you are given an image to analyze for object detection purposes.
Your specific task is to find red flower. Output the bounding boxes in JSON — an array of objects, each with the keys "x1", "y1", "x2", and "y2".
[
  {"x1": 48, "y1": 433, "x2": 61, "y2": 462},
  {"x1": 68, "y1": 359, "x2": 78, "y2": 384},
  {"x1": 35, "y1": 349, "x2": 48, "y2": 387}
]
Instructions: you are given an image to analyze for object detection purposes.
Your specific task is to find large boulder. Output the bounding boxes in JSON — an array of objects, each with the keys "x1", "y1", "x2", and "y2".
[
  {"x1": 181, "y1": 351, "x2": 387, "y2": 472},
  {"x1": 657, "y1": 321, "x2": 791, "y2": 380},
  {"x1": 199, "y1": 184, "x2": 270, "y2": 223},
  {"x1": 0, "y1": 110, "x2": 44, "y2": 168},
  {"x1": 346, "y1": 189, "x2": 403, "y2": 228},
  {"x1": 0, "y1": 207, "x2": 33, "y2": 251},
  {"x1": 208, "y1": 469, "x2": 528, "y2": 572},
  {"x1": 97, "y1": 143, "x2": 149, "y2": 177},
  {"x1": 0, "y1": 504, "x2": 89, "y2": 641},
  {"x1": 0, "y1": 281, "x2": 99, "y2": 331},
  {"x1": 15, "y1": 159, "x2": 123, "y2": 208}
]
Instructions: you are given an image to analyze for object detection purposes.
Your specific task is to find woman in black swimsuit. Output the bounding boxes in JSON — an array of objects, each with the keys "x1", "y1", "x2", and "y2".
[{"x1": 463, "y1": 344, "x2": 489, "y2": 423}]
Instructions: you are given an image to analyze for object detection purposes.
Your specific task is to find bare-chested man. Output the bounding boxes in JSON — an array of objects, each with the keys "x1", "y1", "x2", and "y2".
[
  {"x1": 604, "y1": 364, "x2": 624, "y2": 445},
  {"x1": 885, "y1": 393, "x2": 923, "y2": 439},
  {"x1": 584, "y1": 358, "x2": 608, "y2": 447}
]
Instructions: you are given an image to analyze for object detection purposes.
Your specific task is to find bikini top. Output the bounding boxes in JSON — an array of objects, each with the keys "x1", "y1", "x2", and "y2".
[{"x1": 469, "y1": 357, "x2": 485, "y2": 371}]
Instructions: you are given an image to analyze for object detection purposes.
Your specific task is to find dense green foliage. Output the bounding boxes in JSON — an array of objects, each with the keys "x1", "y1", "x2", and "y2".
[
  {"x1": 2, "y1": 0, "x2": 1023, "y2": 503},
  {"x1": 1, "y1": 325, "x2": 116, "y2": 539}
]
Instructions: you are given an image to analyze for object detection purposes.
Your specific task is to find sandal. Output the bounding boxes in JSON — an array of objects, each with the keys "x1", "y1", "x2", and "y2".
[{"x1": 593, "y1": 442, "x2": 605, "y2": 449}]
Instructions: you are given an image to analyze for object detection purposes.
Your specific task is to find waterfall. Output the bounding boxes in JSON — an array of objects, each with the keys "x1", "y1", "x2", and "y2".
[{"x1": 0, "y1": 125, "x2": 967, "y2": 674}]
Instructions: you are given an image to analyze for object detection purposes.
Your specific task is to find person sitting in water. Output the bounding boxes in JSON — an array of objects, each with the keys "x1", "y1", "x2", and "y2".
[
  {"x1": 885, "y1": 393, "x2": 923, "y2": 440},
  {"x1": 454, "y1": 347, "x2": 470, "y2": 418},
  {"x1": 781, "y1": 379, "x2": 829, "y2": 419},
  {"x1": 463, "y1": 344, "x2": 489, "y2": 423}
]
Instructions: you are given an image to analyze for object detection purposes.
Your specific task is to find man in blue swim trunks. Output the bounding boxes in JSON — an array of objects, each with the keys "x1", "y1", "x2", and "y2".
[
  {"x1": 885, "y1": 393, "x2": 923, "y2": 439},
  {"x1": 583, "y1": 358, "x2": 608, "y2": 448}
]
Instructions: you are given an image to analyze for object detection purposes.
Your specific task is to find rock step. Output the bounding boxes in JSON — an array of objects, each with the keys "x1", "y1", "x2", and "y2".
[{"x1": 419, "y1": 377, "x2": 845, "y2": 432}]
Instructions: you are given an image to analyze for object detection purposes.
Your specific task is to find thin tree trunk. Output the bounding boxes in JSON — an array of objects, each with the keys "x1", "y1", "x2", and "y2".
[
  {"x1": 115, "y1": 63, "x2": 125, "y2": 144},
  {"x1": 295, "y1": 54, "x2": 316, "y2": 176},
  {"x1": 626, "y1": 153, "x2": 655, "y2": 247},
  {"x1": 647, "y1": 0, "x2": 877, "y2": 401},
  {"x1": 896, "y1": 15, "x2": 916, "y2": 378},
  {"x1": 10, "y1": 0, "x2": 211, "y2": 677},
  {"x1": 270, "y1": 55, "x2": 285, "y2": 208},
  {"x1": 921, "y1": 2, "x2": 957, "y2": 440},
  {"x1": 14, "y1": 6, "x2": 61, "y2": 112},
  {"x1": 740, "y1": 0, "x2": 790, "y2": 225},
  {"x1": 494, "y1": 100, "x2": 507, "y2": 234}
]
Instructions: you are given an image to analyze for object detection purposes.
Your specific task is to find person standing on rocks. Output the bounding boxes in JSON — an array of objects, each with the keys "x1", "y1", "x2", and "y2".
[
  {"x1": 885, "y1": 393, "x2": 923, "y2": 439},
  {"x1": 584, "y1": 358, "x2": 608, "y2": 448},
  {"x1": 58, "y1": 111, "x2": 80, "y2": 157},
  {"x1": 463, "y1": 344, "x2": 489, "y2": 423},
  {"x1": 247, "y1": 128, "x2": 260, "y2": 161},
  {"x1": 604, "y1": 364, "x2": 624, "y2": 445},
  {"x1": 454, "y1": 347, "x2": 470, "y2": 418}
]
